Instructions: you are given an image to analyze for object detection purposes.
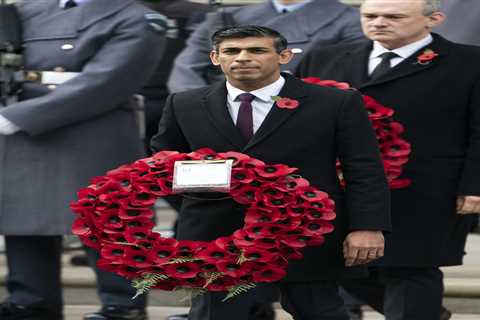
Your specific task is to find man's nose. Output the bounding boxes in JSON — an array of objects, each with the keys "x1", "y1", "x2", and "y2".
[
  {"x1": 372, "y1": 16, "x2": 388, "y2": 26},
  {"x1": 235, "y1": 49, "x2": 252, "y2": 61}
]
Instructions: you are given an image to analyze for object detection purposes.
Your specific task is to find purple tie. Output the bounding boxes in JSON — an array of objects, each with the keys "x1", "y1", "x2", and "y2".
[{"x1": 236, "y1": 93, "x2": 255, "y2": 141}]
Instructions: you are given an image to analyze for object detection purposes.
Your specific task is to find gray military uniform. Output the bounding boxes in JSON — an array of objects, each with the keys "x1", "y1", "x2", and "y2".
[
  {"x1": 0, "y1": 0, "x2": 165, "y2": 234},
  {"x1": 0, "y1": 0, "x2": 166, "y2": 315}
]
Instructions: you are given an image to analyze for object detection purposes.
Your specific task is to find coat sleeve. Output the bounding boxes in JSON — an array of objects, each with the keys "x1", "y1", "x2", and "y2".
[
  {"x1": 458, "y1": 75, "x2": 480, "y2": 195},
  {"x1": 167, "y1": 19, "x2": 212, "y2": 93},
  {"x1": 335, "y1": 90, "x2": 391, "y2": 231},
  {"x1": 150, "y1": 93, "x2": 190, "y2": 154},
  {"x1": 0, "y1": 11, "x2": 166, "y2": 136}
]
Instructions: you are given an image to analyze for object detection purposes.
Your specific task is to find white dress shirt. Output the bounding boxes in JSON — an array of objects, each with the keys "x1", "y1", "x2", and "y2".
[
  {"x1": 226, "y1": 76, "x2": 286, "y2": 133},
  {"x1": 368, "y1": 34, "x2": 433, "y2": 75},
  {"x1": 271, "y1": 0, "x2": 312, "y2": 13}
]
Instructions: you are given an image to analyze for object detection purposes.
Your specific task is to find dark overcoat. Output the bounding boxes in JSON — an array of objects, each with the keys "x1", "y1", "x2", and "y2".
[
  {"x1": 151, "y1": 75, "x2": 391, "y2": 281},
  {"x1": 0, "y1": 0, "x2": 166, "y2": 234},
  {"x1": 297, "y1": 34, "x2": 480, "y2": 267}
]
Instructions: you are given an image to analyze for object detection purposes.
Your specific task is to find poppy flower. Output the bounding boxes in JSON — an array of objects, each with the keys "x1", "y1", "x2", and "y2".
[
  {"x1": 274, "y1": 217, "x2": 302, "y2": 230},
  {"x1": 72, "y1": 218, "x2": 94, "y2": 237},
  {"x1": 254, "y1": 164, "x2": 297, "y2": 178},
  {"x1": 252, "y1": 265, "x2": 287, "y2": 282},
  {"x1": 302, "y1": 77, "x2": 351, "y2": 90},
  {"x1": 96, "y1": 258, "x2": 121, "y2": 273},
  {"x1": 123, "y1": 218, "x2": 155, "y2": 230},
  {"x1": 278, "y1": 234, "x2": 310, "y2": 248},
  {"x1": 124, "y1": 247, "x2": 154, "y2": 268},
  {"x1": 118, "y1": 207, "x2": 154, "y2": 220},
  {"x1": 232, "y1": 230, "x2": 255, "y2": 247},
  {"x1": 101, "y1": 244, "x2": 126, "y2": 261},
  {"x1": 197, "y1": 244, "x2": 230, "y2": 263},
  {"x1": 242, "y1": 247, "x2": 276, "y2": 263},
  {"x1": 362, "y1": 95, "x2": 394, "y2": 119},
  {"x1": 150, "y1": 246, "x2": 176, "y2": 264},
  {"x1": 253, "y1": 237, "x2": 278, "y2": 249},
  {"x1": 178, "y1": 276, "x2": 206, "y2": 288},
  {"x1": 244, "y1": 208, "x2": 281, "y2": 224},
  {"x1": 245, "y1": 223, "x2": 286, "y2": 239},
  {"x1": 263, "y1": 195, "x2": 295, "y2": 208},
  {"x1": 216, "y1": 260, "x2": 253, "y2": 278},
  {"x1": 417, "y1": 49, "x2": 438, "y2": 64},
  {"x1": 383, "y1": 155, "x2": 409, "y2": 166},
  {"x1": 135, "y1": 182, "x2": 170, "y2": 196},
  {"x1": 382, "y1": 139, "x2": 411, "y2": 157},
  {"x1": 272, "y1": 96, "x2": 300, "y2": 110},
  {"x1": 204, "y1": 276, "x2": 236, "y2": 292},
  {"x1": 297, "y1": 187, "x2": 329, "y2": 202},
  {"x1": 230, "y1": 185, "x2": 261, "y2": 205},
  {"x1": 187, "y1": 148, "x2": 218, "y2": 161},
  {"x1": 217, "y1": 151, "x2": 251, "y2": 166},
  {"x1": 305, "y1": 209, "x2": 336, "y2": 221},
  {"x1": 175, "y1": 240, "x2": 207, "y2": 258},
  {"x1": 124, "y1": 226, "x2": 153, "y2": 243},
  {"x1": 77, "y1": 187, "x2": 98, "y2": 201},
  {"x1": 152, "y1": 278, "x2": 179, "y2": 291},
  {"x1": 276, "y1": 176, "x2": 310, "y2": 192},
  {"x1": 389, "y1": 178, "x2": 411, "y2": 189},
  {"x1": 96, "y1": 210, "x2": 124, "y2": 229},
  {"x1": 70, "y1": 196, "x2": 97, "y2": 214},
  {"x1": 230, "y1": 168, "x2": 256, "y2": 185},
  {"x1": 163, "y1": 262, "x2": 200, "y2": 279},
  {"x1": 116, "y1": 264, "x2": 142, "y2": 278},
  {"x1": 128, "y1": 192, "x2": 157, "y2": 207},
  {"x1": 302, "y1": 220, "x2": 334, "y2": 236}
]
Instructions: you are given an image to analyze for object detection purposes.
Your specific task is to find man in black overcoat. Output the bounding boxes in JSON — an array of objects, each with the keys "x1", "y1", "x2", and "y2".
[
  {"x1": 151, "y1": 25, "x2": 390, "y2": 320},
  {"x1": 297, "y1": 0, "x2": 480, "y2": 319}
]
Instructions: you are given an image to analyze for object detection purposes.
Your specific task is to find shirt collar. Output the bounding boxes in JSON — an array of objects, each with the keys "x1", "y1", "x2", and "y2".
[
  {"x1": 370, "y1": 34, "x2": 433, "y2": 60},
  {"x1": 227, "y1": 76, "x2": 286, "y2": 103},
  {"x1": 59, "y1": 0, "x2": 91, "y2": 8},
  {"x1": 271, "y1": 0, "x2": 312, "y2": 14}
]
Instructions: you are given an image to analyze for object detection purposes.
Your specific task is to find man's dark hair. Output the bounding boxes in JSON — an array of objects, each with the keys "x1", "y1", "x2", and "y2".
[{"x1": 211, "y1": 25, "x2": 288, "y2": 53}]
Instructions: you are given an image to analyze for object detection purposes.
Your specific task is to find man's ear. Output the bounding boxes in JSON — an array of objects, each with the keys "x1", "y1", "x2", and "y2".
[
  {"x1": 279, "y1": 49, "x2": 295, "y2": 66},
  {"x1": 210, "y1": 50, "x2": 220, "y2": 66},
  {"x1": 427, "y1": 11, "x2": 446, "y2": 29}
]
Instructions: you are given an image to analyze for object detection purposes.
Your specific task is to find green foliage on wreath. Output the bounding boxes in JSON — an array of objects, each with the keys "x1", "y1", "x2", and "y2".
[
  {"x1": 132, "y1": 273, "x2": 169, "y2": 299},
  {"x1": 223, "y1": 282, "x2": 257, "y2": 302}
]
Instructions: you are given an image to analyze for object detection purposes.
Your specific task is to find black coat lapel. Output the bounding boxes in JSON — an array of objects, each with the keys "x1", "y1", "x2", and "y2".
[
  {"x1": 203, "y1": 82, "x2": 246, "y2": 149},
  {"x1": 243, "y1": 75, "x2": 308, "y2": 151},
  {"x1": 342, "y1": 42, "x2": 371, "y2": 88},
  {"x1": 361, "y1": 34, "x2": 450, "y2": 89}
]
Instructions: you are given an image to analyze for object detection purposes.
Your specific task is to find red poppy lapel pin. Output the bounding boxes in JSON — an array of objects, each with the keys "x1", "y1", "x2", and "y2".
[
  {"x1": 416, "y1": 49, "x2": 438, "y2": 65},
  {"x1": 271, "y1": 96, "x2": 300, "y2": 109}
]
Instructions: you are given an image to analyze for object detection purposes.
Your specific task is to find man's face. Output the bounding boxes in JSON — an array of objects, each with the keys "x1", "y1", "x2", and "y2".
[
  {"x1": 360, "y1": 0, "x2": 445, "y2": 49},
  {"x1": 210, "y1": 37, "x2": 293, "y2": 91}
]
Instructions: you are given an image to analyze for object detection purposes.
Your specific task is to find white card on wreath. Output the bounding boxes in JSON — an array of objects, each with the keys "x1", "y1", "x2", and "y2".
[{"x1": 172, "y1": 159, "x2": 233, "y2": 193}]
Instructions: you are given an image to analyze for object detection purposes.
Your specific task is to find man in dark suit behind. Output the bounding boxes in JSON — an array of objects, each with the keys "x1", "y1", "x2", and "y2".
[
  {"x1": 151, "y1": 25, "x2": 390, "y2": 320},
  {"x1": 298, "y1": 0, "x2": 480, "y2": 319}
]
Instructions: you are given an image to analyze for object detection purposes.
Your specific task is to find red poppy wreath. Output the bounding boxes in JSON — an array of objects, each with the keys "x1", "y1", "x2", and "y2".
[
  {"x1": 71, "y1": 78, "x2": 411, "y2": 300},
  {"x1": 302, "y1": 77, "x2": 411, "y2": 189},
  {"x1": 71, "y1": 149, "x2": 336, "y2": 300}
]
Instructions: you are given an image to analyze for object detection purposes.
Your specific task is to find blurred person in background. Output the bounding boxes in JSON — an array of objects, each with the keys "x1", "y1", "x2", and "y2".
[
  {"x1": 0, "y1": 0, "x2": 166, "y2": 319},
  {"x1": 167, "y1": 0, "x2": 365, "y2": 93}
]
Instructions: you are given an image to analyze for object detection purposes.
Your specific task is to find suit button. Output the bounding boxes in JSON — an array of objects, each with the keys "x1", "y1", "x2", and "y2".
[
  {"x1": 61, "y1": 44, "x2": 74, "y2": 50},
  {"x1": 47, "y1": 85, "x2": 57, "y2": 91}
]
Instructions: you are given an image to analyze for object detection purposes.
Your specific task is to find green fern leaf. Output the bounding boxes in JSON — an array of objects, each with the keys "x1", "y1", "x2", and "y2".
[
  {"x1": 222, "y1": 282, "x2": 257, "y2": 302},
  {"x1": 132, "y1": 273, "x2": 168, "y2": 299}
]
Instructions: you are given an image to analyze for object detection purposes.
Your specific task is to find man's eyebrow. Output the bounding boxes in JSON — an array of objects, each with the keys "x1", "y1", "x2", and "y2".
[{"x1": 221, "y1": 46, "x2": 270, "y2": 50}]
